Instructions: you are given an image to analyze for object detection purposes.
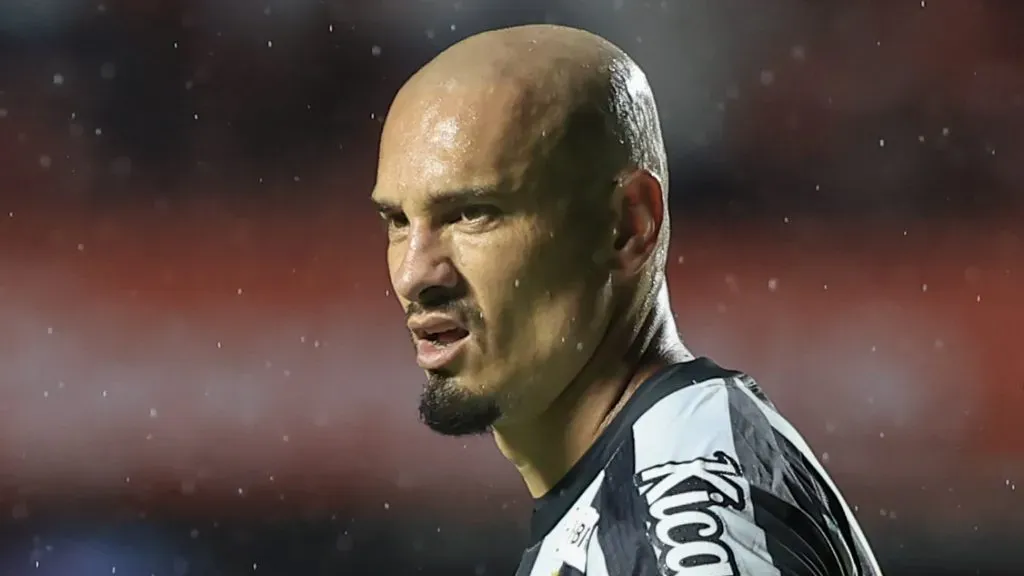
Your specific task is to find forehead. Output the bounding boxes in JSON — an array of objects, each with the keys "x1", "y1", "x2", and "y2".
[{"x1": 373, "y1": 80, "x2": 537, "y2": 208}]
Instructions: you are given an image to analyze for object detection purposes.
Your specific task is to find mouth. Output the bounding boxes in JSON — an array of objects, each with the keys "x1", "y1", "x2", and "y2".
[{"x1": 408, "y1": 316, "x2": 471, "y2": 370}]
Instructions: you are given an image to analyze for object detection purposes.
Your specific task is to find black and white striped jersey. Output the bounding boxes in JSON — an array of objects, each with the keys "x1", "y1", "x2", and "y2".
[{"x1": 515, "y1": 357, "x2": 882, "y2": 576}]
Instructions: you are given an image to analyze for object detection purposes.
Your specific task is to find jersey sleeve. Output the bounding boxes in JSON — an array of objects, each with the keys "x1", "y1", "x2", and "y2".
[{"x1": 630, "y1": 377, "x2": 870, "y2": 576}]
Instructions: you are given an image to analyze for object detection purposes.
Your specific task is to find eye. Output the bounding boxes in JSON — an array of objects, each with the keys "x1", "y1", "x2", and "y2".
[
  {"x1": 457, "y1": 205, "x2": 501, "y2": 226},
  {"x1": 379, "y1": 210, "x2": 409, "y2": 231}
]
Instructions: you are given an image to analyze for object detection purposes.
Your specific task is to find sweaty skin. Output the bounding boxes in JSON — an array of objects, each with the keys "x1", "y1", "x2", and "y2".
[{"x1": 372, "y1": 24, "x2": 691, "y2": 497}]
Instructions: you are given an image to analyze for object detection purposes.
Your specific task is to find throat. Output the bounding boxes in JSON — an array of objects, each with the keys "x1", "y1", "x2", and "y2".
[{"x1": 494, "y1": 357, "x2": 671, "y2": 498}]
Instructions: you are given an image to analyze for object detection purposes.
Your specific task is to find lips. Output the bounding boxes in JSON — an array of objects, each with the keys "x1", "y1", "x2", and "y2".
[{"x1": 408, "y1": 315, "x2": 471, "y2": 370}]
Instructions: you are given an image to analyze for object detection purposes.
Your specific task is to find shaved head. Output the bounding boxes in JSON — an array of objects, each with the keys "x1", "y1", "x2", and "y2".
[
  {"x1": 373, "y1": 25, "x2": 670, "y2": 436},
  {"x1": 397, "y1": 26, "x2": 666, "y2": 183},
  {"x1": 383, "y1": 25, "x2": 669, "y2": 266}
]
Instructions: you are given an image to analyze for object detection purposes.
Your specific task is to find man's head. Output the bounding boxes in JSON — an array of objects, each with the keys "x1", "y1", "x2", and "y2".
[{"x1": 371, "y1": 25, "x2": 670, "y2": 436}]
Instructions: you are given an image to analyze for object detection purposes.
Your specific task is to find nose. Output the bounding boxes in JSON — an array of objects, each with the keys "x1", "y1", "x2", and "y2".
[{"x1": 391, "y1": 222, "x2": 460, "y2": 303}]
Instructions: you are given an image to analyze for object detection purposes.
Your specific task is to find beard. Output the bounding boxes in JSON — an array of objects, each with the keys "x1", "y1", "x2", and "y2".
[{"x1": 418, "y1": 370, "x2": 501, "y2": 436}]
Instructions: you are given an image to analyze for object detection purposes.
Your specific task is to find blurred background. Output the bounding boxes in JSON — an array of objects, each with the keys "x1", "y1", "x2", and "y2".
[{"x1": 0, "y1": 0, "x2": 1022, "y2": 574}]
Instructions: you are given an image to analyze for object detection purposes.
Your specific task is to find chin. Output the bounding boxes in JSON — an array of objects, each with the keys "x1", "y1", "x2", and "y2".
[{"x1": 418, "y1": 370, "x2": 501, "y2": 436}]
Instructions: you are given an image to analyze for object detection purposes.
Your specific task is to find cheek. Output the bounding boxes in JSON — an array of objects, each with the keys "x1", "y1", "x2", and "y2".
[
  {"x1": 488, "y1": 277, "x2": 612, "y2": 416},
  {"x1": 456, "y1": 251, "x2": 526, "y2": 332},
  {"x1": 526, "y1": 280, "x2": 611, "y2": 360},
  {"x1": 499, "y1": 249, "x2": 612, "y2": 366},
  {"x1": 457, "y1": 221, "x2": 609, "y2": 361}
]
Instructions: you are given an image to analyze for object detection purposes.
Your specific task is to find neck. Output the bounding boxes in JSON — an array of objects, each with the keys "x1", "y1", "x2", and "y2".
[{"x1": 493, "y1": 285, "x2": 692, "y2": 498}]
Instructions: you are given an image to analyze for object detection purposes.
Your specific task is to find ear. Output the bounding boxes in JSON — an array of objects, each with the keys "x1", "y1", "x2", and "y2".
[{"x1": 609, "y1": 169, "x2": 664, "y2": 279}]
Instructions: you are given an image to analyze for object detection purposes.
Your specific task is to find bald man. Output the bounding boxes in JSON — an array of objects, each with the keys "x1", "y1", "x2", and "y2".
[{"x1": 372, "y1": 25, "x2": 881, "y2": 576}]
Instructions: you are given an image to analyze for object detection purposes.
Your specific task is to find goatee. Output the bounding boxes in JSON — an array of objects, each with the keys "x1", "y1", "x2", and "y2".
[{"x1": 418, "y1": 371, "x2": 501, "y2": 436}]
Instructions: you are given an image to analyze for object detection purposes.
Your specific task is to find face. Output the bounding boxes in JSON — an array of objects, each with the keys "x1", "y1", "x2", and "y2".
[{"x1": 371, "y1": 80, "x2": 616, "y2": 436}]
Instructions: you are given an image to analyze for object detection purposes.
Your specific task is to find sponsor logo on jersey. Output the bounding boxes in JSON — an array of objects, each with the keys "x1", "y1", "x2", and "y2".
[{"x1": 635, "y1": 451, "x2": 745, "y2": 576}]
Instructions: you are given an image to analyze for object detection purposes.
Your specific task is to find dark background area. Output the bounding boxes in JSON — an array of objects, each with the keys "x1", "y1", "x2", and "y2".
[{"x1": 0, "y1": 0, "x2": 1022, "y2": 574}]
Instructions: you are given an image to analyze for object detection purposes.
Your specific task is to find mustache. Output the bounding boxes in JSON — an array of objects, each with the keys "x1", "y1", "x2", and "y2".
[{"x1": 404, "y1": 299, "x2": 482, "y2": 327}]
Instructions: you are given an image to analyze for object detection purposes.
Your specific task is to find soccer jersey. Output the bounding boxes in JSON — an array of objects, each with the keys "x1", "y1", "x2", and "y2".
[{"x1": 515, "y1": 357, "x2": 882, "y2": 576}]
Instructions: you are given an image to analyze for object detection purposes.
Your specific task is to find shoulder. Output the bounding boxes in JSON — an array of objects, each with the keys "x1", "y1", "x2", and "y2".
[
  {"x1": 631, "y1": 361, "x2": 781, "y2": 474},
  {"x1": 631, "y1": 363, "x2": 827, "y2": 522},
  {"x1": 619, "y1": 360, "x2": 879, "y2": 575}
]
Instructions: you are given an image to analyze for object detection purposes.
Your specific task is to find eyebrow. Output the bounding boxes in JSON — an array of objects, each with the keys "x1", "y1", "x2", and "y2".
[{"x1": 372, "y1": 186, "x2": 503, "y2": 213}]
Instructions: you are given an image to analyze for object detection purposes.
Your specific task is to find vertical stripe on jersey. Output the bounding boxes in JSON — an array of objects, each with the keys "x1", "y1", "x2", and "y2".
[
  {"x1": 723, "y1": 380, "x2": 798, "y2": 506},
  {"x1": 631, "y1": 379, "x2": 782, "y2": 575},
  {"x1": 731, "y1": 381, "x2": 883, "y2": 576},
  {"x1": 725, "y1": 380, "x2": 851, "y2": 575},
  {"x1": 594, "y1": 438, "x2": 660, "y2": 575}
]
